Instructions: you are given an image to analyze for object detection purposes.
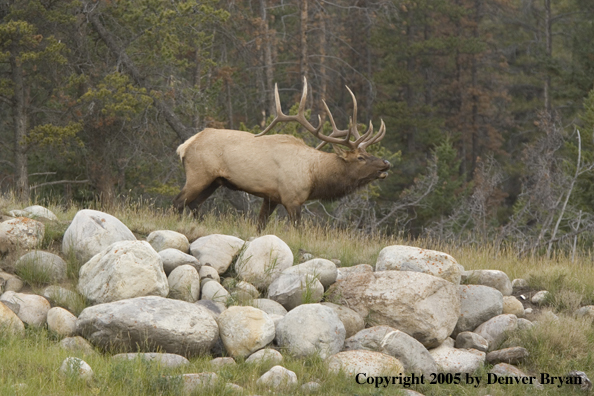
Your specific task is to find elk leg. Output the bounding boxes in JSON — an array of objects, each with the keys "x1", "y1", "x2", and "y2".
[
  {"x1": 174, "y1": 180, "x2": 220, "y2": 213},
  {"x1": 285, "y1": 204, "x2": 302, "y2": 227},
  {"x1": 257, "y1": 198, "x2": 278, "y2": 232}
]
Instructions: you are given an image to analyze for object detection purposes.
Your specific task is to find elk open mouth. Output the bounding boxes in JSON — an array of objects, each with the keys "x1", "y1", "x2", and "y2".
[{"x1": 378, "y1": 171, "x2": 388, "y2": 179}]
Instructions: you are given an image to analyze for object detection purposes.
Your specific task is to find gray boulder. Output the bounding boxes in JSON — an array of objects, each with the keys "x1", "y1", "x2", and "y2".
[
  {"x1": 268, "y1": 273, "x2": 324, "y2": 310},
  {"x1": 474, "y1": 314, "x2": 518, "y2": 351},
  {"x1": 159, "y1": 248, "x2": 200, "y2": 275},
  {"x1": 454, "y1": 285, "x2": 503, "y2": 335},
  {"x1": 0, "y1": 217, "x2": 45, "y2": 252},
  {"x1": 327, "y1": 350, "x2": 404, "y2": 376},
  {"x1": 0, "y1": 291, "x2": 50, "y2": 327},
  {"x1": 190, "y1": 234, "x2": 245, "y2": 274},
  {"x1": 216, "y1": 306, "x2": 275, "y2": 358},
  {"x1": 47, "y1": 307, "x2": 77, "y2": 336},
  {"x1": 147, "y1": 230, "x2": 189, "y2": 253},
  {"x1": 15, "y1": 251, "x2": 67, "y2": 283},
  {"x1": 429, "y1": 338, "x2": 486, "y2": 373},
  {"x1": 321, "y1": 302, "x2": 365, "y2": 338},
  {"x1": 465, "y1": 270, "x2": 512, "y2": 296},
  {"x1": 281, "y1": 259, "x2": 337, "y2": 288},
  {"x1": 380, "y1": 330, "x2": 438, "y2": 375},
  {"x1": 112, "y1": 352, "x2": 190, "y2": 368},
  {"x1": 236, "y1": 235, "x2": 293, "y2": 289},
  {"x1": 168, "y1": 265, "x2": 200, "y2": 302},
  {"x1": 251, "y1": 298, "x2": 288, "y2": 316}
]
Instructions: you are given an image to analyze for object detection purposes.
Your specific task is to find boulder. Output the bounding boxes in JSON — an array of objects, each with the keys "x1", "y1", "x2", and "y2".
[
  {"x1": 198, "y1": 266, "x2": 220, "y2": 283},
  {"x1": 0, "y1": 272, "x2": 23, "y2": 293},
  {"x1": 473, "y1": 314, "x2": 518, "y2": 351},
  {"x1": 209, "y1": 357, "x2": 236, "y2": 367},
  {"x1": 15, "y1": 251, "x2": 67, "y2": 283},
  {"x1": 0, "y1": 217, "x2": 45, "y2": 252},
  {"x1": 112, "y1": 353, "x2": 190, "y2": 368},
  {"x1": 320, "y1": 302, "x2": 365, "y2": 338},
  {"x1": 327, "y1": 271, "x2": 460, "y2": 348},
  {"x1": 60, "y1": 357, "x2": 93, "y2": 381},
  {"x1": 531, "y1": 290, "x2": 550, "y2": 305},
  {"x1": 0, "y1": 301, "x2": 25, "y2": 335},
  {"x1": 0, "y1": 291, "x2": 50, "y2": 327},
  {"x1": 159, "y1": 248, "x2": 200, "y2": 275},
  {"x1": 62, "y1": 209, "x2": 136, "y2": 263},
  {"x1": 281, "y1": 259, "x2": 337, "y2": 288},
  {"x1": 147, "y1": 230, "x2": 189, "y2": 253},
  {"x1": 251, "y1": 298, "x2": 288, "y2": 316},
  {"x1": 195, "y1": 300, "x2": 226, "y2": 319},
  {"x1": 336, "y1": 264, "x2": 373, "y2": 281},
  {"x1": 201, "y1": 280, "x2": 229, "y2": 304},
  {"x1": 454, "y1": 285, "x2": 503, "y2": 335},
  {"x1": 327, "y1": 350, "x2": 404, "y2": 376},
  {"x1": 59, "y1": 336, "x2": 96, "y2": 355},
  {"x1": 512, "y1": 278, "x2": 529, "y2": 289},
  {"x1": 177, "y1": 373, "x2": 218, "y2": 393},
  {"x1": 455, "y1": 332, "x2": 489, "y2": 352},
  {"x1": 216, "y1": 306, "x2": 275, "y2": 358},
  {"x1": 256, "y1": 366, "x2": 298, "y2": 389},
  {"x1": 575, "y1": 306, "x2": 594, "y2": 320},
  {"x1": 42, "y1": 286, "x2": 81, "y2": 313},
  {"x1": 276, "y1": 303, "x2": 345, "y2": 359},
  {"x1": 190, "y1": 234, "x2": 245, "y2": 274},
  {"x1": 168, "y1": 265, "x2": 200, "y2": 302},
  {"x1": 268, "y1": 273, "x2": 324, "y2": 310},
  {"x1": 78, "y1": 240, "x2": 168, "y2": 304},
  {"x1": 235, "y1": 235, "x2": 293, "y2": 289},
  {"x1": 343, "y1": 326, "x2": 397, "y2": 352},
  {"x1": 76, "y1": 296, "x2": 219, "y2": 357},
  {"x1": 375, "y1": 245, "x2": 462, "y2": 284},
  {"x1": 246, "y1": 349, "x2": 284, "y2": 365},
  {"x1": 10, "y1": 205, "x2": 58, "y2": 221},
  {"x1": 229, "y1": 281, "x2": 259, "y2": 301},
  {"x1": 486, "y1": 347, "x2": 529, "y2": 365},
  {"x1": 429, "y1": 338, "x2": 486, "y2": 373},
  {"x1": 503, "y1": 296, "x2": 525, "y2": 317},
  {"x1": 47, "y1": 307, "x2": 77, "y2": 336},
  {"x1": 380, "y1": 330, "x2": 438, "y2": 375},
  {"x1": 465, "y1": 270, "x2": 512, "y2": 296}
]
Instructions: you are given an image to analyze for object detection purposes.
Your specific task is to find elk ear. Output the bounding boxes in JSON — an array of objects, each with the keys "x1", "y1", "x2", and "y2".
[{"x1": 332, "y1": 144, "x2": 348, "y2": 159}]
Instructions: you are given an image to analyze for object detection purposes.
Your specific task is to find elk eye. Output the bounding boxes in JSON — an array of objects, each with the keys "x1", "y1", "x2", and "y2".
[{"x1": 357, "y1": 156, "x2": 365, "y2": 161}]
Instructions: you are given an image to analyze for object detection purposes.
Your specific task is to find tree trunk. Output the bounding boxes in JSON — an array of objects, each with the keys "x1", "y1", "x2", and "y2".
[
  {"x1": 315, "y1": 5, "x2": 327, "y2": 121},
  {"x1": 544, "y1": 0, "x2": 552, "y2": 113},
  {"x1": 300, "y1": 0, "x2": 308, "y2": 83},
  {"x1": 261, "y1": 0, "x2": 275, "y2": 118},
  {"x1": 10, "y1": 53, "x2": 29, "y2": 202}
]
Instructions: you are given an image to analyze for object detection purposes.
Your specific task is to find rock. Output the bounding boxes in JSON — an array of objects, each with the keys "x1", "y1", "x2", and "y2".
[
  {"x1": 59, "y1": 336, "x2": 96, "y2": 355},
  {"x1": 567, "y1": 371, "x2": 593, "y2": 391},
  {"x1": 112, "y1": 353, "x2": 190, "y2": 368},
  {"x1": 201, "y1": 280, "x2": 229, "y2": 303},
  {"x1": 11, "y1": 205, "x2": 58, "y2": 221},
  {"x1": 159, "y1": 249, "x2": 201, "y2": 275},
  {"x1": 301, "y1": 382, "x2": 321, "y2": 393},
  {"x1": 502, "y1": 296, "x2": 525, "y2": 318},
  {"x1": 375, "y1": 245, "x2": 462, "y2": 284},
  {"x1": 42, "y1": 286, "x2": 81, "y2": 313},
  {"x1": 225, "y1": 383, "x2": 244, "y2": 393},
  {"x1": 575, "y1": 306, "x2": 594, "y2": 320},
  {"x1": 454, "y1": 285, "x2": 503, "y2": 335},
  {"x1": 15, "y1": 251, "x2": 67, "y2": 283},
  {"x1": 78, "y1": 240, "x2": 168, "y2": 304},
  {"x1": 429, "y1": 338, "x2": 486, "y2": 374},
  {"x1": 246, "y1": 349, "x2": 284, "y2": 365},
  {"x1": 489, "y1": 363, "x2": 542, "y2": 389},
  {"x1": 0, "y1": 291, "x2": 50, "y2": 327},
  {"x1": 517, "y1": 318, "x2": 534, "y2": 330},
  {"x1": 327, "y1": 350, "x2": 404, "y2": 376},
  {"x1": 256, "y1": 366, "x2": 298, "y2": 388},
  {"x1": 190, "y1": 234, "x2": 245, "y2": 274},
  {"x1": 299, "y1": 252, "x2": 314, "y2": 262},
  {"x1": 47, "y1": 307, "x2": 77, "y2": 336},
  {"x1": 531, "y1": 290, "x2": 550, "y2": 305},
  {"x1": 229, "y1": 280, "x2": 259, "y2": 301},
  {"x1": 0, "y1": 301, "x2": 25, "y2": 335},
  {"x1": 60, "y1": 357, "x2": 93, "y2": 381},
  {"x1": 455, "y1": 332, "x2": 489, "y2": 352},
  {"x1": 147, "y1": 230, "x2": 189, "y2": 253},
  {"x1": 321, "y1": 302, "x2": 364, "y2": 338},
  {"x1": 168, "y1": 265, "x2": 200, "y2": 302},
  {"x1": 0, "y1": 272, "x2": 23, "y2": 292},
  {"x1": 209, "y1": 357, "x2": 236, "y2": 367},
  {"x1": 235, "y1": 235, "x2": 293, "y2": 289},
  {"x1": 336, "y1": 264, "x2": 373, "y2": 281},
  {"x1": 512, "y1": 278, "x2": 529, "y2": 289},
  {"x1": 344, "y1": 326, "x2": 397, "y2": 351},
  {"x1": 251, "y1": 298, "x2": 288, "y2": 316},
  {"x1": 199, "y1": 265, "x2": 220, "y2": 283},
  {"x1": 486, "y1": 347, "x2": 529, "y2": 364},
  {"x1": 178, "y1": 372, "x2": 219, "y2": 393},
  {"x1": 465, "y1": 270, "x2": 512, "y2": 296},
  {"x1": 327, "y1": 271, "x2": 460, "y2": 348},
  {"x1": 380, "y1": 330, "x2": 438, "y2": 375},
  {"x1": 216, "y1": 306, "x2": 275, "y2": 358},
  {"x1": 76, "y1": 296, "x2": 219, "y2": 357},
  {"x1": 281, "y1": 259, "x2": 337, "y2": 288},
  {"x1": 276, "y1": 303, "x2": 346, "y2": 359},
  {"x1": 268, "y1": 273, "x2": 324, "y2": 310},
  {"x1": 62, "y1": 209, "x2": 136, "y2": 263},
  {"x1": 0, "y1": 217, "x2": 45, "y2": 251},
  {"x1": 195, "y1": 300, "x2": 226, "y2": 318},
  {"x1": 474, "y1": 314, "x2": 518, "y2": 351}
]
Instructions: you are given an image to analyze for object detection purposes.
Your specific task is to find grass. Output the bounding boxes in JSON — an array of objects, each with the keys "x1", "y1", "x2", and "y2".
[{"x1": 2, "y1": 194, "x2": 594, "y2": 395}]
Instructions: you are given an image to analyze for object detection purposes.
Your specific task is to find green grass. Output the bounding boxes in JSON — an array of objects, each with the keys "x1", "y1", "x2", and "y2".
[{"x1": 2, "y1": 194, "x2": 594, "y2": 395}]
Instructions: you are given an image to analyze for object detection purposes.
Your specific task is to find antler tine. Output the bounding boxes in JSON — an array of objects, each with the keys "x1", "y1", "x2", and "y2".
[
  {"x1": 256, "y1": 77, "x2": 322, "y2": 137},
  {"x1": 352, "y1": 120, "x2": 375, "y2": 148},
  {"x1": 316, "y1": 98, "x2": 351, "y2": 150},
  {"x1": 359, "y1": 119, "x2": 386, "y2": 151},
  {"x1": 345, "y1": 86, "x2": 361, "y2": 140}
]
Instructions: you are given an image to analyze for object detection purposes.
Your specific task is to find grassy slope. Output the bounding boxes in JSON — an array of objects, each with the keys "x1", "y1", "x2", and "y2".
[{"x1": 1, "y1": 195, "x2": 593, "y2": 395}]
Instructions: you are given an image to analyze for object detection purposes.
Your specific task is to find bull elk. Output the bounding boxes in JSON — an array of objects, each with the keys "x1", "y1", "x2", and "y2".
[{"x1": 174, "y1": 78, "x2": 390, "y2": 231}]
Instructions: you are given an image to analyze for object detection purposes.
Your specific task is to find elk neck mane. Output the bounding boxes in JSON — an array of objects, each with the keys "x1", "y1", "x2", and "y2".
[{"x1": 308, "y1": 151, "x2": 368, "y2": 200}]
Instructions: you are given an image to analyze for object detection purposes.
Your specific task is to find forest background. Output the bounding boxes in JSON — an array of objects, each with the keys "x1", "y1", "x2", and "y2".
[{"x1": 1, "y1": 0, "x2": 594, "y2": 256}]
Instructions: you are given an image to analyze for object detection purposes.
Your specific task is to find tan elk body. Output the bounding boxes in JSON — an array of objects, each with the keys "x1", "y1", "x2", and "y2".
[{"x1": 174, "y1": 79, "x2": 390, "y2": 230}]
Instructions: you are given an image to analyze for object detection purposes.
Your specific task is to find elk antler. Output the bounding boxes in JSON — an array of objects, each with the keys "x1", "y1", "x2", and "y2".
[{"x1": 258, "y1": 77, "x2": 386, "y2": 152}]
